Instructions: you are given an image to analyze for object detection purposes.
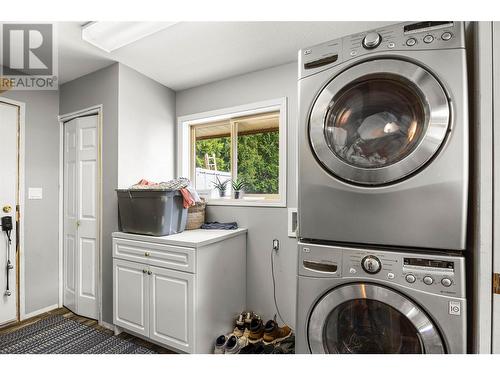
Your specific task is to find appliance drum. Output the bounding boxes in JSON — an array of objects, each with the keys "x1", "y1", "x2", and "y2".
[{"x1": 309, "y1": 59, "x2": 450, "y2": 185}]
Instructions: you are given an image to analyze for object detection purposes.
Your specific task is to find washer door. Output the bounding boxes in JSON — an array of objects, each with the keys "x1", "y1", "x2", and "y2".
[
  {"x1": 308, "y1": 283, "x2": 445, "y2": 354},
  {"x1": 309, "y1": 59, "x2": 450, "y2": 185}
]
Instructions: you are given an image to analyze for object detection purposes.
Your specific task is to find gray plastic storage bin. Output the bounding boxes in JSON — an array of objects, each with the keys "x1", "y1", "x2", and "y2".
[{"x1": 116, "y1": 189, "x2": 187, "y2": 236}]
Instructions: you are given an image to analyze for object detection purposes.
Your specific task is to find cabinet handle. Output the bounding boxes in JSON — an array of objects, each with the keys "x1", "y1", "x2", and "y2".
[
  {"x1": 147, "y1": 271, "x2": 152, "y2": 275},
  {"x1": 144, "y1": 252, "x2": 150, "y2": 257},
  {"x1": 142, "y1": 269, "x2": 147, "y2": 274}
]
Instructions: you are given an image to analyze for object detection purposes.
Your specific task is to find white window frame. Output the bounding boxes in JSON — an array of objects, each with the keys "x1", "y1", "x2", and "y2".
[{"x1": 177, "y1": 97, "x2": 287, "y2": 207}]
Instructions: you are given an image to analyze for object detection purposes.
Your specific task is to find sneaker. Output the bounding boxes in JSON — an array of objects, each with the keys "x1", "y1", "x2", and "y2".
[
  {"x1": 248, "y1": 317, "x2": 265, "y2": 343},
  {"x1": 225, "y1": 334, "x2": 248, "y2": 354},
  {"x1": 233, "y1": 313, "x2": 246, "y2": 337},
  {"x1": 262, "y1": 320, "x2": 292, "y2": 345},
  {"x1": 243, "y1": 312, "x2": 261, "y2": 328},
  {"x1": 214, "y1": 335, "x2": 228, "y2": 354}
]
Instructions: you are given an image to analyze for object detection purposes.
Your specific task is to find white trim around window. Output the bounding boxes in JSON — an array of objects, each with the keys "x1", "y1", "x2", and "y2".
[{"x1": 177, "y1": 97, "x2": 287, "y2": 207}]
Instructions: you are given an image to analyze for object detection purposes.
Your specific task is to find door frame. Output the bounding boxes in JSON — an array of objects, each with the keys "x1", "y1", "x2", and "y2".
[
  {"x1": 0, "y1": 96, "x2": 26, "y2": 321},
  {"x1": 58, "y1": 105, "x2": 103, "y2": 322}
]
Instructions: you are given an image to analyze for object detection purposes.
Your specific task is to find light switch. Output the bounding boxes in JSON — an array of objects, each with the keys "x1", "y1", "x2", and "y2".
[{"x1": 28, "y1": 187, "x2": 43, "y2": 200}]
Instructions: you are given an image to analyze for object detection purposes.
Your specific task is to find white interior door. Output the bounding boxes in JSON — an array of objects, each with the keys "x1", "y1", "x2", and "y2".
[
  {"x1": 0, "y1": 101, "x2": 18, "y2": 326},
  {"x1": 63, "y1": 115, "x2": 98, "y2": 319}
]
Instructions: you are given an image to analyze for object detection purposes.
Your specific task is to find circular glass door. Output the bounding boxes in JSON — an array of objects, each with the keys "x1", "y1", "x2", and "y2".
[
  {"x1": 309, "y1": 59, "x2": 450, "y2": 185},
  {"x1": 308, "y1": 284, "x2": 445, "y2": 354}
]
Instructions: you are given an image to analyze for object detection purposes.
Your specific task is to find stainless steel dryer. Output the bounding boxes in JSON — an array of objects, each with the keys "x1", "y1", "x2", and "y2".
[
  {"x1": 298, "y1": 22, "x2": 468, "y2": 250},
  {"x1": 296, "y1": 243, "x2": 467, "y2": 354}
]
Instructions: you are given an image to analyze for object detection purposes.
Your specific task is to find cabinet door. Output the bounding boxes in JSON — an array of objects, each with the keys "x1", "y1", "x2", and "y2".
[
  {"x1": 149, "y1": 266, "x2": 194, "y2": 353},
  {"x1": 113, "y1": 259, "x2": 149, "y2": 336}
]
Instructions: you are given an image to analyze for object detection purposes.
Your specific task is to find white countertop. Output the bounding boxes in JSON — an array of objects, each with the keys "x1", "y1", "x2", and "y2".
[{"x1": 112, "y1": 228, "x2": 247, "y2": 248}]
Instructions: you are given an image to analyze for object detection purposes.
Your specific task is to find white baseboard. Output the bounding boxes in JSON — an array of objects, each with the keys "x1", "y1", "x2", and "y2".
[{"x1": 22, "y1": 303, "x2": 59, "y2": 320}]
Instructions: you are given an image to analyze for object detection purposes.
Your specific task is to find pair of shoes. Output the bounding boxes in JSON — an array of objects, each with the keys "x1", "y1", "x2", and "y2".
[
  {"x1": 234, "y1": 311, "x2": 261, "y2": 338},
  {"x1": 214, "y1": 334, "x2": 249, "y2": 354},
  {"x1": 239, "y1": 341, "x2": 274, "y2": 354},
  {"x1": 262, "y1": 320, "x2": 292, "y2": 345},
  {"x1": 248, "y1": 317, "x2": 265, "y2": 343}
]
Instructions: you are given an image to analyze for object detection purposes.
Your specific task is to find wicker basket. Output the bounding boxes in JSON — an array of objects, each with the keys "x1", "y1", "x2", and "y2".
[{"x1": 186, "y1": 200, "x2": 206, "y2": 230}]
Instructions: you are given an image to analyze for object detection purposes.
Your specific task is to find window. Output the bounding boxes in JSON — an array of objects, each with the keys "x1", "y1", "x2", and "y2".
[{"x1": 178, "y1": 98, "x2": 286, "y2": 207}]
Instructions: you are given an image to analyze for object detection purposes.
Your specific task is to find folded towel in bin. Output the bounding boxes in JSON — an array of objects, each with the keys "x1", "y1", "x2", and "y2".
[{"x1": 200, "y1": 222, "x2": 238, "y2": 230}]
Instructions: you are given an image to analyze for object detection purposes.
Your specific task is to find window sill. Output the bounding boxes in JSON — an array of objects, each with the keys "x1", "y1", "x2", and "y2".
[{"x1": 206, "y1": 197, "x2": 286, "y2": 208}]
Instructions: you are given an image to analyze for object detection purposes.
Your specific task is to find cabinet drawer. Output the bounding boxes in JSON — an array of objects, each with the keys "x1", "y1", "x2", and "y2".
[{"x1": 113, "y1": 238, "x2": 195, "y2": 273}]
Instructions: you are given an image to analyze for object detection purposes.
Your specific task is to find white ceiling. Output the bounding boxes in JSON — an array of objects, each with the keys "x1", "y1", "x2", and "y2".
[{"x1": 58, "y1": 21, "x2": 393, "y2": 91}]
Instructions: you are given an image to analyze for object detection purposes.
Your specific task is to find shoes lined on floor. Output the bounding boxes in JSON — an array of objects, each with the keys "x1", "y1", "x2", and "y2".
[
  {"x1": 263, "y1": 319, "x2": 292, "y2": 345},
  {"x1": 248, "y1": 317, "x2": 265, "y2": 343},
  {"x1": 214, "y1": 335, "x2": 228, "y2": 354},
  {"x1": 225, "y1": 334, "x2": 248, "y2": 354},
  {"x1": 213, "y1": 311, "x2": 294, "y2": 354}
]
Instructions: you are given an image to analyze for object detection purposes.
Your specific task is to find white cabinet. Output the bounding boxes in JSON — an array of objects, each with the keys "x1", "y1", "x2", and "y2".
[
  {"x1": 149, "y1": 266, "x2": 194, "y2": 351},
  {"x1": 113, "y1": 259, "x2": 149, "y2": 337},
  {"x1": 112, "y1": 228, "x2": 246, "y2": 353}
]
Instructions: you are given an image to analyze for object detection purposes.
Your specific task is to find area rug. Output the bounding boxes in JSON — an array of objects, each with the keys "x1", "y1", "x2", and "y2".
[{"x1": 0, "y1": 315, "x2": 155, "y2": 354}]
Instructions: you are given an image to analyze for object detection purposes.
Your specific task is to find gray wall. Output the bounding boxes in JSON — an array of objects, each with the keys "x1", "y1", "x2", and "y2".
[
  {"x1": 60, "y1": 63, "x2": 120, "y2": 324},
  {"x1": 176, "y1": 63, "x2": 298, "y2": 326},
  {"x1": 1, "y1": 90, "x2": 60, "y2": 314},
  {"x1": 118, "y1": 65, "x2": 176, "y2": 187},
  {"x1": 60, "y1": 63, "x2": 177, "y2": 324}
]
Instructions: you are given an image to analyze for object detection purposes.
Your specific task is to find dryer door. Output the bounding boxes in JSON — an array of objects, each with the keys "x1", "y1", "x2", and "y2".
[
  {"x1": 309, "y1": 59, "x2": 449, "y2": 185},
  {"x1": 308, "y1": 283, "x2": 445, "y2": 354}
]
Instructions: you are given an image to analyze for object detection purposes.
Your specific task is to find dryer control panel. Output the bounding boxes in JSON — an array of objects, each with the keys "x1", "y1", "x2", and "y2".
[
  {"x1": 298, "y1": 242, "x2": 466, "y2": 298},
  {"x1": 298, "y1": 21, "x2": 465, "y2": 80}
]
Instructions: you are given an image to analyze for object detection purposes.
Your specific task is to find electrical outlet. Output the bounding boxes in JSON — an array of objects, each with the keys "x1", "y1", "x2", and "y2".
[{"x1": 273, "y1": 239, "x2": 280, "y2": 252}]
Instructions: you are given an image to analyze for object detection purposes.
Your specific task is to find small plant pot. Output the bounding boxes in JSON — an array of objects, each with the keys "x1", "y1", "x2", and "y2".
[
  {"x1": 218, "y1": 190, "x2": 226, "y2": 198},
  {"x1": 234, "y1": 191, "x2": 241, "y2": 199}
]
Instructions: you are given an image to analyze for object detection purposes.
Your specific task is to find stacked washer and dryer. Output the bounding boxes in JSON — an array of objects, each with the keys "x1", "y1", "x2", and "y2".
[{"x1": 296, "y1": 21, "x2": 468, "y2": 354}]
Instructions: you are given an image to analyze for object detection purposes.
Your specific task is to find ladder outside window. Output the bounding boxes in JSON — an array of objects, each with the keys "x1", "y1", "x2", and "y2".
[{"x1": 204, "y1": 153, "x2": 217, "y2": 171}]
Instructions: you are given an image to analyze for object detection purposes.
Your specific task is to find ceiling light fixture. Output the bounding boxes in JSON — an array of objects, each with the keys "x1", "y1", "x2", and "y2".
[{"x1": 81, "y1": 21, "x2": 178, "y2": 53}]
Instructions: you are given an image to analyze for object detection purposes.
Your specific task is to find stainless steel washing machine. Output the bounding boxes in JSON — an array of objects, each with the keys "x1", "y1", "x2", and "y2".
[
  {"x1": 298, "y1": 21, "x2": 468, "y2": 250},
  {"x1": 296, "y1": 243, "x2": 466, "y2": 354}
]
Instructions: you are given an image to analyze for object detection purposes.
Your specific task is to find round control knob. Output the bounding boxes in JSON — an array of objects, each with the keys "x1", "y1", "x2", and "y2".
[
  {"x1": 441, "y1": 278, "x2": 452, "y2": 287},
  {"x1": 361, "y1": 255, "x2": 382, "y2": 274},
  {"x1": 441, "y1": 32, "x2": 452, "y2": 41},
  {"x1": 423, "y1": 276, "x2": 434, "y2": 285},
  {"x1": 405, "y1": 274, "x2": 416, "y2": 283},
  {"x1": 362, "y1": 32, "x2": 382, "y2": 49},
  {"x1": 423, "y1": 35, "x2": 434, "y2": 44},
  {"x1": 406, "y1": 38, "x2": 417, "y2": 47}
]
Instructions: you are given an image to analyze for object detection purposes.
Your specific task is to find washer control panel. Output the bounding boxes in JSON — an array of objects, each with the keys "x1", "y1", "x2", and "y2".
[
  {"x1": 298, "y1": 21, "x2": 465, "y2": 80},
  {"x1": 298, "y1": 242, "x2": 466, "y2": 298}
]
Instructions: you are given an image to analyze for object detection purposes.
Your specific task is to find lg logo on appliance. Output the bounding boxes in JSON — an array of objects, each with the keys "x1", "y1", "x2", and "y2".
[{"x1": 2, "y1": 24, "x2": 53, "y2": 75}]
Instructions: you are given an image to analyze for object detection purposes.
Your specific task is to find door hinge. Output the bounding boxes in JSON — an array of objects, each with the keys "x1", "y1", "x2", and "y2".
[{"x1": 494, "y1": 273, "x2": 500, "y2": 295}]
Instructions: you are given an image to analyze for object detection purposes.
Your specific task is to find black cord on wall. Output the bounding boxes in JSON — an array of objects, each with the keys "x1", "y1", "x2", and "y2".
[{"x1": 270, "y1": 244, "x2": 287, "y2": 325}]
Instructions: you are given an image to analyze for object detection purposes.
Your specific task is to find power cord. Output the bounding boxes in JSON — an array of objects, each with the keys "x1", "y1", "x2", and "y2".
[{"x1": 271, "y1": 241, "x2": 287, "y2": 325}]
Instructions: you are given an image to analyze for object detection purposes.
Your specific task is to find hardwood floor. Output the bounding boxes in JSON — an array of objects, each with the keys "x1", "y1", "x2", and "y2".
[{"x1": 0, "y1": 307, "x2": 175, "y2": 354}]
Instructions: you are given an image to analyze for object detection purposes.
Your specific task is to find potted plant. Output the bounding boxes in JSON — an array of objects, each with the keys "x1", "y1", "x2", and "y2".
[
  {"x1": 231, "y1": 179, "x2": 245, "y2": 199},
  {"x1": 213, "y1": 176, "x2": 230, "y2": 198}
]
